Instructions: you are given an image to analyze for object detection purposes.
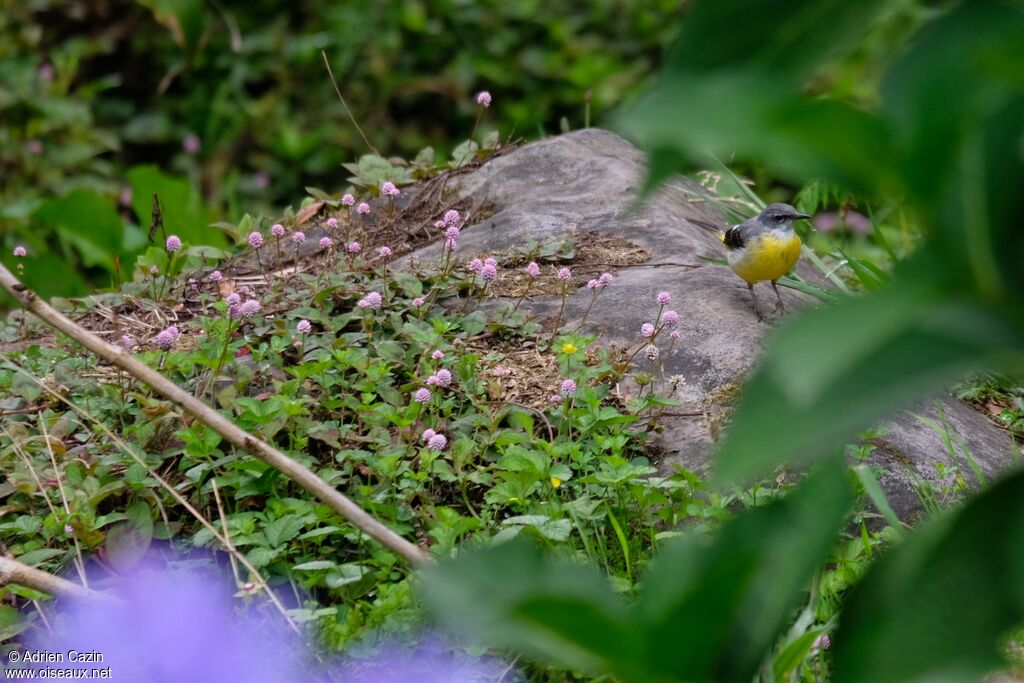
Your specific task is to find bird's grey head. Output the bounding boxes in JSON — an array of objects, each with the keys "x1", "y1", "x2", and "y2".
[{"x1": 756, "y1": 203, "x2": 811, "y2": 230}]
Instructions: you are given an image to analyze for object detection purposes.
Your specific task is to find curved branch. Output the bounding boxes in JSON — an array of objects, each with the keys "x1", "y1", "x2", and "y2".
[
  {"x1": 0, "y1": 263, "x2": 429, "y2": 566},
  {"x1": 0, "y1": 556, "x2": 106, "y2": 601}
]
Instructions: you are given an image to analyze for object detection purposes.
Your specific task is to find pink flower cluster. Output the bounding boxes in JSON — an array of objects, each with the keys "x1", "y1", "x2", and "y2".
[
  {"x1": 231, "y1": 299, "x2": 261, "y2": 319},
  {"x1": 296, "y1": 319, "x2": 311, "y2": 335},
  {"x1": 421, "y1": 429, "x2": 447, "y2": 451},
  {"x1": 154, "y1": 325, "x2": 180, "y2": 349},
  {"x1": 292, "y1": 231, "x2": 306, "y2": 245},
  {"x1": 248, "y1": 231, "x2": 264, "y2": 249},
  {"x1": 165, "y1": 235, "x2": 182, "y2": 253},
  {"x1": 476, "y1": 91, "x2": 492, "y2": 108},
  {"x1": 524, "y1": 262, "x2": 540, "y2": 278},
  {"x1": 356, "y1": 202, "x2": 370, "y2": 215},
  {"x1": 381, "y1": 181, "x2": 400, "y2": 198},
  {"x1": 357, "y1": 291, "x2": 382, "y2": 310},
  {"x1": 587, "y1": 273, "x2": 614, "y2": 289},
  {"x1": 271, "y1": 223, "x2": 285, "y2": 237},
  {"x1": 325, "y1": 217, "x2": 338, "y2": 230},
  {"x1": 341, "y1": 194, "x2": 355, "y2": 206},
  {"x1": 426, "y1": 369, "x2": 453, "y2": 387},
  {"x1": 13, "y1": 246, "x2": 27, "y2": 257}
]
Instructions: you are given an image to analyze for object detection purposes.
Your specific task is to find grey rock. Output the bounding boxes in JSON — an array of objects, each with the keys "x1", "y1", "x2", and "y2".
[{"x1": 408, "y1": 128, "x2": 1020, "y2": 519}]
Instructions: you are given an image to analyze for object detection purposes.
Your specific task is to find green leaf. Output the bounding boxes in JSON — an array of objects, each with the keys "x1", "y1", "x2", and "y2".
[
  {"x1": 292, "y1": 560, "x2": 337, "y2": 572},
  {"x1": 105, "y1": 504, "x2": 154, "y2": 572},
  {"x1": 0, "y1": 605, "x2": 30, "y2": 641},
  {"x1": 420, "y1": 539, "x2": 641, "y2": 677},
  {"x1": 714, "y1": 276, "x2": 1024, "y2": 484},
  {"x1": 833, "y1": 469, "x2": 1024, "y2": 683},
  {"x1": 450, "y1": 140, "x2": 480, "y2": 168},
  {"x1": 635, "y1": 459, "x2": 851, "y2": 683},
  {"x1": 127, "y1": 165, "x2": 222, "y2": 247},
  {"x1": 33, "y1": 189, "x2": 127, "y2": 270}
]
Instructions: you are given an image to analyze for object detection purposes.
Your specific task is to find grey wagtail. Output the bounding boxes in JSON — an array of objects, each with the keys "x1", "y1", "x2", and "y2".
[{"x1": 694, "y1": 203, "x2": 811, "y2": 321}]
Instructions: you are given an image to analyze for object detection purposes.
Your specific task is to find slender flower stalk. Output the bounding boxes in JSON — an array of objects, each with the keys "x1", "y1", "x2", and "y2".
[{"x1": 547, "y1": 266, "x2": 573, "y2": 346}]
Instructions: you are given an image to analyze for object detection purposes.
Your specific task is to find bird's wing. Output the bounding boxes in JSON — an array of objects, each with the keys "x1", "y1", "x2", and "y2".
[{"x1": 722, "y1": 223, "x2": 746, "y2": 249}]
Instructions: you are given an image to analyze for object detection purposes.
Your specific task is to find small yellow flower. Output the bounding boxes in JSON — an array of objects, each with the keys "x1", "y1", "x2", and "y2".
[
  {"x1": 561, "y1": 342, "x2": 577, "y2": 354},
  {"x1": 550, "y1": 476, "x2": 562, "y2": 489}
]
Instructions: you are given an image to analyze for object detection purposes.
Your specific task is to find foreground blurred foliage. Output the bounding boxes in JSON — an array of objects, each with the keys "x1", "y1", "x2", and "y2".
[
  {"x1": 425, "y1": 1, "x2": 1024, "y2": 681},
  {"x1": 0, "y1": 0, "x2": 682, "y2": 299}
]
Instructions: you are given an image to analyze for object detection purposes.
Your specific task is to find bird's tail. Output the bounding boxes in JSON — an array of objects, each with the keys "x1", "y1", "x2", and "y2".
[{"x1": 688, "y1": 217, "x2": 726, "y2": 243}]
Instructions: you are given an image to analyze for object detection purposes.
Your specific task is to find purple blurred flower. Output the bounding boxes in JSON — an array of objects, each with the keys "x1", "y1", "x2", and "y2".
[
  {"x1": 119, "y1": 186, "x2": 133, "y2": 207},
  {"x1": 444, "y1": 226, "x2": 460, "y2": 240},
  {"x1": 225, "y1": 293, "x2": 241, "y2": 307},
  {"x1": 291, "y1": 231, "x2": 306, "y2": 244},
  {"x1": 296, "y1": 319, "x2": 311, "y2": 335},
  {"x1": 326, "y1": 217, "x2": 339, "y2": 230},
  {"x1": 381, "y1": 181, "x2": 400, "y2": 197},
  {"x1": 468, "y1": 258, "x2": 484, "y2": 274},
  {"x1": 248, "y1": 231, "x2": 264, "y2": 249},
  {"x1": 254, "y1": 171, "x2": 270, "y2": 189},
  {"x1": 661, "y1": 310, "x2": 679, "y2": 327},
  {"x1": 641, "y1": 323, "x2": 655, "y2": 338},
  {"x1": 341, "y1": 193, "x2": 355, "y2": 206},
  {"x1": 435, "y1": 220, "x2": 447, "y2": 230},
  {"x1": 669, "y1": 330, "x2": 681, "y2": 340},
  {"x1": 586, "y1": 279, "x2": 599, "y2": 289},
  {"x1": 154, "y1": 325, "x2": 179, "y2": 349},
  {"x1": 29, "y1": 569, "x2": 299, "y2": 683},
  {"x1": 421, "y1": 428, "x2": 436, "y2": 442},
  {"x1": 476, "y1": 91, "x2": 492, "y2": 108},
  {"x1": 356, "y1": 202, "x2": 370, "y2": 215},
  {"x1": 444, "y1": 237, "x2": 458, "y2": 253},
  {"x1": 657, "y1": 291, "x2": 672, "y2": 305},
  {"x1": 481, "y1": 263, "x2": 498, "y2": 281},
  {"x1": 165, "y1": 235, "x2": 182, "y2": 253},
  {"x1": 412, "y1": 297, "x2": 426, "y2": 307},
  {"x1": 549, "y1": 394, "x2": 564, "y2": 404},
  {"x1": 357, "y1": 291, "x2": 382, "y2": 310},
  {"x1": 378, "y1": 246, "x2": 393, "y2": 258},
  {"x1": 233, "y1": 299, "x2": 261, "y2": 319},
  {"x1": 431, "y1": 350, "x2": 444, "y2": 360},
  {"x1": 844, "y1": 210, "x2": 871, "y2": 233},
  {"x1": 560, "y1": 379, "x2": 576, "y2": 396},
  {"x1": 433, "y1": 369, "x2": 453, "y2": 387},
  {"x1": 26, "y1": 139, "x2": 43, "y2": 155},
  {"x1": 209, "y1": 270, "x2": 223, "y2": 282},
  {"x1": 413, "y1": 388, "x2": 432, "y2": 403},
  {"x1": 320, "y1": 237, "x2": 334, "y2": 249},
  {"x1": 271, "y1": 223, "x2": 285, "y2": 237},
  {"x1": 525, "y1": 262, "x2": 540, "y2": 278},
  {"x1": 813, "y1": 634, "x2": 831, "y2": 650},
  {"x1": 13, "y1": 246, "x2": 27, "y2": 258},
  {"x1": 38, "y1": 63, "x2": 54, "y2": 82},
  {"x1": 120, "y1": 335, "x2": 136, "y2": 350},
  {"x1": 182, "y1": 134, "x2": 201, "y2": 155},
  {"x1": 348, "y1": 241, "x2": 362, "y2": 254},
  {"x1": 598, "y1": 273, "x2": 614, "y2": 286},
  {"x1": 427, "y1": 433, "x2": 447, "y2": 451},
  {"x1": 557, "y1": 267, "x2": 572, "y2": 281}
]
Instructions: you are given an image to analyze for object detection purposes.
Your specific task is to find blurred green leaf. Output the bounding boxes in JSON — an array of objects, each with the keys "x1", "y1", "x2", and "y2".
[
  {"x1": 833, "y1": 469, "x2": 1024, "y2": 683},
  {"x1": 33, "y1": 189, "x2": 126, "y2": 270},
  {"x1": 127, "y1": 165, "x2": 221, "y2": 247}
]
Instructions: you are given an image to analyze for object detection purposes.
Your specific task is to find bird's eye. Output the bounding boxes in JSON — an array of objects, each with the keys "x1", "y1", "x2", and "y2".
[{"x1": 773, "y1": 214, "x2": 785, "y2": 222}]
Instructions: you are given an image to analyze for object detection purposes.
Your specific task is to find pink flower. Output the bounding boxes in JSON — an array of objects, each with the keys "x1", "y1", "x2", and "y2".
[
  {"x1": 291, "y1": 231, "x2": 306, "y2": 244},
  {"x1": 271, "y1": 223, "x2": 285, "y2": 237},
  {"x1": 669, "y1": 330, "x2": 681, "y2": 340},
  {"x1": 347, "y1": 241, "x2": 361, "y2": 254},
  {"x1": 341, "y1": 194, "x2": 355, "y2": 206},
  {"x1": 549, "y1": 394, "x2": 563, "y2": 404},
  {"x1": 233, "y1": 299, "x2": 261, "y2": 319},
  {"x1": 378, "y1": 246, "x2": 393, "y2": 258},
  {"x1": 661, "y1": 310, "x2": 679, "y2": 327},
  {"x1": 26, "y1": 140, "x2": 43, "y2": 155},
  {"x1": 641, "y1": 323, "x2": 655, "y2": 338},
  {"x1": 587, "y1": 279, "x2": 599, "y2": 289},
  {"x1": 560, "y1": 379, "x2": 576, "y2": 396},
  {"x1": 119, "y1": 186, "x2": 133, "y2": 207},
  {"x1": 381, "y1": 181, "x2": 400, "y2": 197},
  {"x1": 296, "y1": 319, "x2": 311, "y2": 335},
  {"x1": 325, "y1": 217, "x2": 338, "y2": 230},
  {"x1": 426, "y1": 375, "x2": 439, "y2": 386},
  {"x1": 254, "y1": 171, "x2": 269, "y2": 189},
  {"x1": 154, "y1": 325, "x2": 180, "y2": 349},
  {"x1": 356, "y1": 202, "x2": 370, "y2": 215},
  {"x1": 491, "y1": 366, "x2": 511, "y2": 377},
  {"x1": 165, "y1": 235, "x2": 182, "y2": 253},
  {"x1": 525, "y1": 262, "x2": 540, "y2": 278},
  {"x1": 468, "y1": 258, "x2": 484, "y2": 274},
  {"x1": 13, "y1": 246, "x2": 27, "y2": 258},
  {"x1": 435, "y1": 220, "x2": 447, "y2": 230},
  {"x1": 248, "y1": 231, "x2": 264, "y2": 249},
  {"x1": 209, "y1": 270, "x2": 223, "y2": 282},
  {"x1": 431, "y1": 350, "x2": 443, "y2": 360},
  {"x1": 444, "y1": 226, "x2": 460, "y2": 240},
  {"x1": 645, "y1": 345, "x2": 660, "y2": 361},
  {"x1": 657, "y1": 291, "x2": 672, "y2": 305},
  {"x1": 598, "y1": 273, "x2": 614, "y2": 286},
  {"x1": 413, "y1": 388, "x2": 432, "y2": 403},
  {"x1": 412, "y1": 297, "x2": 426, "y2": 307},
  {"x1": 444, "y1": 238, "x2": 458, "y2": 253},
  {"x1": 421, "y1": 429, "x2": 436, "y2": 442},
  {"x1": 476, "y1": 91, "x2": 492, "y2": 108},
  {"x1": 225, "y1": 293, "x2": 241, "y2": 306},
  {"x1": 120, "y1": 335, "x2": 136, "y2": 350},
  {"x1": 319, "y1": 237, "x2": 334, "y2": 249},
  {"x1": 427, "y1": 433, "x2": 447, "y2": 451},
  {"x1": 443, "y1": 210, "x2": 461, "y2": 227},
  {"x1": 433, "y1": 369, "x2": 453, "y2": 387},
  {"x1": 38, "y1": 63, "x2": 54, "y2": 82},
  {"x1": 182, "y1": 134, "x2": 201, "y2": 155},
  {"x1": 557, "y1": 267, "x2": 572, "y2": 280},
  {"x1": 357, "y1": 291, "x2": 382, "y2": 309},
  {"x1": 813, "y1": 635, "x2": 831, "y2": 651},
  {"x1": 481, "y1": 263, "x2": 498, "y2": 282}
]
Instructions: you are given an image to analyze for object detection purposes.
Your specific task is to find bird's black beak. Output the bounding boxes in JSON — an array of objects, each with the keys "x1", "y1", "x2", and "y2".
[{"x1": 795, "y1": 213, "x2": 811, "y2": 220}]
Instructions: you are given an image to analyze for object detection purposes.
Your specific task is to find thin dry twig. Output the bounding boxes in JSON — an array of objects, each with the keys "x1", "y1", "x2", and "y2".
[
  {"x1": 0, "y1": 556, "x2": 107, "y2": 601},
  {"x1": 0, "y1": 262, "x2": 429, "y2": 566},
  {"x1": 321, "y1": 51, "x2": 378, "y2": 156}
]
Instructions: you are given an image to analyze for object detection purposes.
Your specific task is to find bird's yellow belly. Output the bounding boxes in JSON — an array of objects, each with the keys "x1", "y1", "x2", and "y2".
[{"x1": 727, "y1": 232, "x2": 801, "y2": 284}]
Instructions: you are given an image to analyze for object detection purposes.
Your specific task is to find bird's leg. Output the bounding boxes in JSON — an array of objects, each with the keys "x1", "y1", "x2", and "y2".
[
  {"x1": 771, "y1": 280, "x2": 785, "y2": 313},
  {"x1": 747, "y1": 283, "x2": 765, "y2": 322}
]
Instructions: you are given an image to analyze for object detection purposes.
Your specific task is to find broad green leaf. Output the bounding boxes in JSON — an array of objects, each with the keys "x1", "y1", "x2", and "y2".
[
  {"x1": 127, "y1": 165, "x2": 221, "y2": 247},
  {"x1": 635, "y1": 459, "x2": 851, "y2": 683},
  {"x1": 714, "y1": 273, "x2": 1024, "y2": 484},
  {"x1": 666, "y1": 0, "x2": 889, "y2": 79},
  {"x1": 419, "y1": 540, "x2": 640, "y2": 677},
  {"x1": 833, "y1": 469, "x2": 1024, "y2": 683},
  {"x1": 105, "y1": 504, "x2": 154, "y2": 572},
  {"x1": 450, "y1": 140, "x2": 479, "y2": 168},
  {"x1": 33, "y1": 189, "x2": 127, "y2": 270}
]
